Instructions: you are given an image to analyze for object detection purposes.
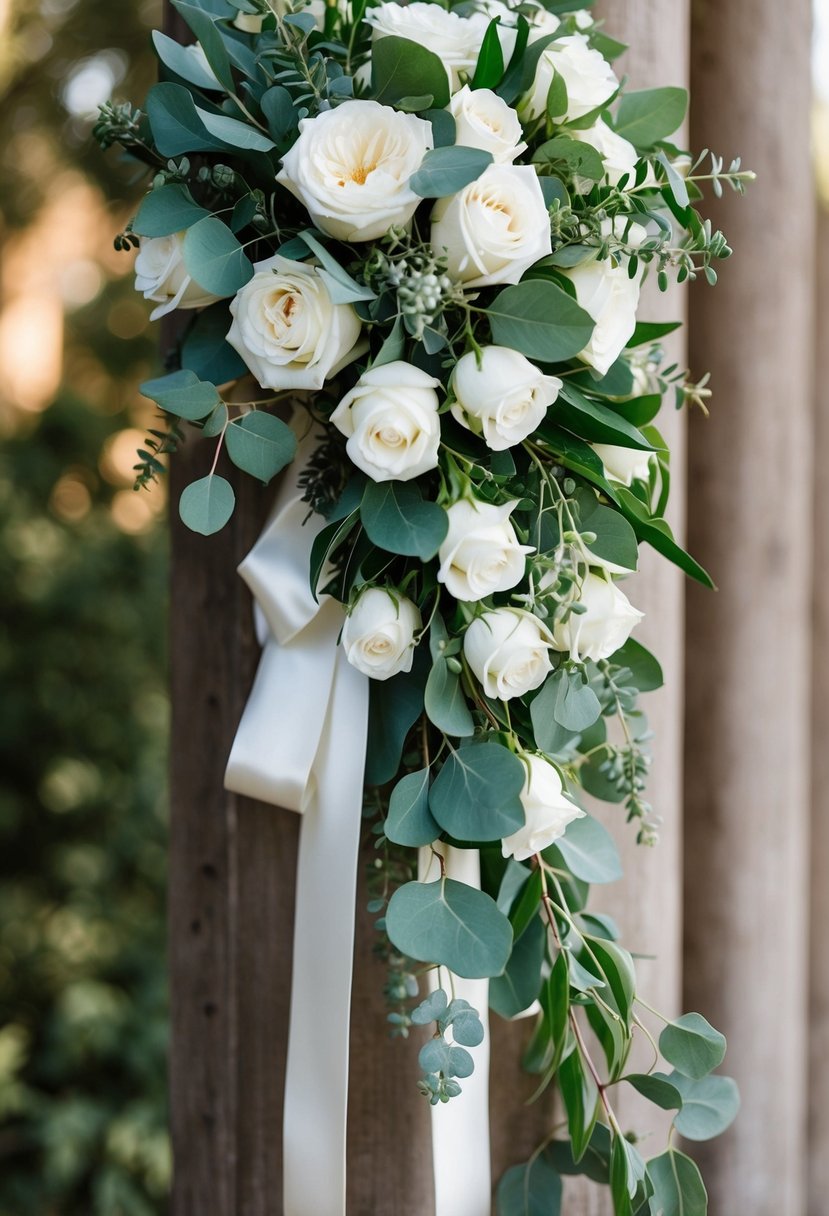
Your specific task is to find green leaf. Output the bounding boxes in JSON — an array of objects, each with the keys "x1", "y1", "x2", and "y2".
[
  {"x1": 371, "y1": 35, "x2": 450, "y2": 109},
  {"x1": 537, "y1": 425, "x2": 621, "y2": 503},
  {"x1": 261, "y1": 86, "x2": 297, "y2": 142},
  {"x1": 611, "y1": 1134, "x2": 647, "y2": 1210},
  {"x1": 425, "y1": 658, "x2": 475, "y2": 738},
  {"x1": 182, "y1": 216, "x2": 254, "y2": 296},
  {"x1": 496, "y1": 1154, "x2": 563, "y2": 1216},
  {"x1": 425, "y1": 107, "x2": 456, "y2": 148},
  {"x1": 471, "y1": 17, "x2": 505, "y2": 90},
  {"x1": 365, "y1": 656, "x2": 427, "y2": 785},
  {"x1": 152, "y1": 30, "x2": 223, "y2": 90},
  {"x1": 486, "y1": 281, "x2": 595, "y2": 363},
  {"x1": 509, "y1": 868, "x2": 543, "y2": 942},
  {"x1": 609, "y1": 638, "x2": 663, "y2": 692},
  {"x1": 181, "y1": 304, "x2": 248, "y2": 385},
  {"x1": 140, "y1": 369, "x2": 221, "y2": 420},
  {"x1": 410, "y1": 146, "x2": 494, "y2": 198},
  {"x1": 540, "y1": 952, "x2": 570, "y2": 1070},
  {"x1": 418, "y1": 1037, "x2": 474, "y2": 1078},
  {"x1": 490, "y1": 914, "x2": 545, "y2": 1019},
  {"x1": 576, "y1": 489, "x2": 639, "y2": 570},
  {"x1": 549, "y1": 814, "x2": 622, "y2": 885},
  {"x1": 194, "y1": 105, "x2": 276, "y2": 151},
  {"x1": 659, "y1": 1013, "x2": 726, "y2": 1080},
  {"x1": 497, "y1": 27, "x2": 557, "y2": 106},
  {"x1": 386, "y1": 877, "x2": 513, "y2": 978},
  {"x1": 588, "y1": 938, "x2": 635, "y2": 1022},
  {"x1": 225, "y1": 413, "x2": 297, "y2": 484},
  {"x1": 533, "y1": 135, "x2": 605, "y2": 182},
  {"x1": 146, "y1": 82, "x2": 229, "y2": 156},
  {"x1": 361, "y1": 480, "x2": 448, "y2": 560},
  {"x1": 647, "y1": 1148, "x2": 707, "y2": 1216},
  {"x1": 625, "y1": 1072, "x2": 684, "y2": 1111},
  {"x1": 546, "y1": 1124, "x2": 611, "y2": 1185},
  {"x1": 628, "y1": 320, "x2": 682, "y2": 348},
  {"x1": 384, "y1": 768, "x2": 440, "y2": 847},
  {"x1": 559, "y1": 1048, "x2": 599, "y2": 1163},
  {"x1": 555, "y1": 668, "x2": 602, "y2": 731},
  {"x1": 614, "y1": 487, "x2": 715, "y2": 589},
  {"x1": 614, "y1": 87, "x2": 688, "y2": 150},
  {"x1": 171, "y1": 0, "x2": 235, "y2": 92},
  {"x1": 179, "y1": 474, "x2": 235, "y2": 535},
  {"x1": 133, "y1": 184, "x2": 211, "y2": 237},
  {"x1": 670, "y1": 1073, "x2": 740, "y2": 1141},
  {"x1": 558, "y1": 383, "x2": 656, "y2": 451},
  {"x1": 429, "y1": 743, "x2": 526, "y2": 843},
  {"x1": 657, "y1": 150, "x2": 690, "y2": 209},
  {"x1": 297, "y1": 231, "x2": 377, "y2": 303}
]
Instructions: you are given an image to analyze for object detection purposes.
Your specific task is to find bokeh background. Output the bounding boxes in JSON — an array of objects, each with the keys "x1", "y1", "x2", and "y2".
[{"x1": 0, "y1": 2, "x2": 827, "y2": 1214}]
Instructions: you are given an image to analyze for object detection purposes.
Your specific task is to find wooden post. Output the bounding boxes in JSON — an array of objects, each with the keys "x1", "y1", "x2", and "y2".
[
  {"x1": 808, "y1": 203, "x2": 829, "y2": 1216},
  {"x1": 684, "y1": 1, "x2": 814, "y2": 1211}
]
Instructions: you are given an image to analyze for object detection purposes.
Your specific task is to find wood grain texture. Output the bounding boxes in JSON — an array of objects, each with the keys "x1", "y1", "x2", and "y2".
[{"x1": 685, "y1": 1, "x2": 814, "y2": 1210}]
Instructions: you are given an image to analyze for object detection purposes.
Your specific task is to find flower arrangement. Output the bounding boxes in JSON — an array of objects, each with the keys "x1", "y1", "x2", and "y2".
[{"x1": 96, "y1": 0, "x2": 754, "y2": 1210}]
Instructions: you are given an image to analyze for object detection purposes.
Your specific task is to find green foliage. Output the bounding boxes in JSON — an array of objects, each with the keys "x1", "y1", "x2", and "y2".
[
  {"x1": 485, "y1": 280, "x2": 595, "y2": 362},
  {"x1": 182, "y1": 216, "x2": 254, "y2": 296},
  {"x1": 133, "y1": 183, "x2": 211, "y2": 236},
  {"x1": 360, "y1": 480, "x2": 448, "y2": 560},
  {"x1": 659, "y1": 1012, "x2": 727, "y2": 1079},
  {"x1": 386, "y1": 878, "x2": 513, "y2": 978},
  {"x1": 409, "y1": 147, "x2": 494, "y2": 199},
  {"x1": 411, "y1": 990, "x2": 485, "y2": 1103},
  {"x1": 548, "y1": 814, "x2": 622, "y2": 885},
  {"x1": 429, "y1": 743, "x2": 526, "y2": 842},
  {"x1": 496, "y1": 1154, "x2": 563, "y2": 1216},
  {"x1": 614, "y1": 87, "x2": 689, "y2": 150},
  {"x1": 225, "y1": 413, "x2": 297, "y2": 484},
  {"x1": 178, "y1": 473, "x2": 236, "y2": 535},
  {"x1": 647, "y1": 1148, "x2": 708, "y2": 1216},
  {"x1": 384, "y1": 769, "x2": 439, "y2": 847},
  {"x1": 370, "y1": 37, "x2": 450, "y2": 109}
]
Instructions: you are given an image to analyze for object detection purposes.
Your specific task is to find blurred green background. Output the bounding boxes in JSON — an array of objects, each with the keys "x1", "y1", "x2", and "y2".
[{"x1": 0, "y1": 2, "x2": 828, "y2": 1215}]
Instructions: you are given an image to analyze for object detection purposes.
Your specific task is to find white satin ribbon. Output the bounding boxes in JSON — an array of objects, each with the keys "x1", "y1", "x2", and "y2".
[{"x1": 224, "y1": 430, "x2": 493, "y2": 1216}]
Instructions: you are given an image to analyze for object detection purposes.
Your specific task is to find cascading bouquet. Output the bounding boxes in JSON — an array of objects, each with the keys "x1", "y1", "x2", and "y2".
[{"x1": 96, "y1": 0, "x2": 753, "y2": 1210}]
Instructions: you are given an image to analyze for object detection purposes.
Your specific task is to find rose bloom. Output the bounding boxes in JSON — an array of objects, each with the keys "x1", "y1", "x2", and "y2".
[
  {"x1": 464, "y1": 608, "x2": 554, "y2": 700},
  {"x1": 501, "y1": 755, "x2": 584, "y2": 861},
  {"x1": 431, "y1": 164, "x2": 552, "y2": 289},
  {"x1": 448, "y1": 87, "x2": 527, "y2": 164},
  {"x1": 438, "y1": 498, "x2": 533, "y2": 602},
  {"x1": 451, "y1": 346, "x2": 562, "y2": 451},
  {"x1": 365, "y1": 2, "x2": 486, "y2": 91},
  {"x1": 226, "y1": 255, "x2": 363, "y2": 391},
  {"x1": 551, "y1": 571, "x2": 644, "y2": 663},
  {"x1": 563, "y1": 226, "x2": 645, "y2": 376},
  {"x1": 569, "y1": 118, "x2": 639, "y2": 191},
  {"x1": 134, "y1": 233, "x2": 220, "y2": 321},
  {"x1": 342, "y1": 587, "x2": 421, "y2": 680},
  {"x1": 592, "y1": 443, "x2": 654, "y2": 487},
  {"x1": 522, "y1": 33, "x2": 618, "y2": 122},
  {"x1": 330, "y1": 361, "x2": 441, "y2": 482},
  {"x1": 277, "y1": 100, "x2": 432, "y2": 243}
]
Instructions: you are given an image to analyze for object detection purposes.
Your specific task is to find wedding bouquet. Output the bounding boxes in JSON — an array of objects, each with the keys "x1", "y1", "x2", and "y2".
[{"x1": 96, "y1": 1, "x2": 752, "y2": 1209}]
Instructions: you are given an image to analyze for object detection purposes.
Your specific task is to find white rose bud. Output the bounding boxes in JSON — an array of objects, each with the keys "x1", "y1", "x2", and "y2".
[
  {"x1": 522, "y1": 33, "x2": 618, "y2": 122},
  {"x1": 451, "y1": 346, "x2": 562, "y2": 451},
  {"x1": 501, "y1": 754, "x2": 584, "y2": 861},
  {"x1": 592, "y1": 443, "x2": 654, "y2": 487},
  {"x1": 342, "y1": 588, "x2": 421, "y2": 681},
  {"x1": 563, "y1": 237, "x2": 644, "y2": 376},
  {"x1": 431, "y1": 164, "x2": 552, "y2": 289},
  {"x1": 551, "y1": 571, "x2": 644, "y2": 663},
  {"x1": 134, "y1": 232, "x2": 220, "y2": 321},
  {"x1": 438, "y1": 498, "x2": 533, "y2": 602},
  {"x1": 330, "y1": 361, "x2": 441, "y2": 482},
  {"x1": 569, "y1": 118, "x2": 639, "y2": 191},
  {"x1": 448, "y1": 87, "x2": 527, "y2": 164},
  {"x1": 277, "y1": 100, "x2": 432, "y2": 243},
  {"x1": 464, "y1": 608, "x2": 554, "y2": 700},
  {"x1": 226, "y1": 255, "x2": 363, "y2": 391},
  {"x1": 365, "y1": 2, "x2": 483, "y2": 92}
]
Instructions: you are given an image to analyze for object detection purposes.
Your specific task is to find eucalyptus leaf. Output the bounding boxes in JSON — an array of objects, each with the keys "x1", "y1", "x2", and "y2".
[
  {"x1": 625, "y1": 1072, "x2": 683, "y2": 1111},
  {"x1": 614, "y1": 86, "x2": 688, "y2": 150},
  {"x1": 225, "y1": 413, "x2": 297, "y2": 484},
  {"x1": 171, "y1": 0, "x2": 235, "y2": 92},
  {"x1": 140, "y1": 369, "x2": 221, "y2": 420},
  {"x1": 385, "y1": 878, "x2": 513, "y2": 978},
  {"x1": 410, "y1": 146, "x2": 493, "y2": 198},
  {"x1": 371, "y1": 36, "x2": 450, "y2": 109},
  {"x1": 179, "y1": 474, "x2": 235, "y2": 535},
  {"x1": 385, "y1": 768, "x2": 440, "y2": 847},
  {"x1": 608, "y1": 638, "x2": 664, "y2": 691},
  {"x1": 182, "y1": 216, "x2": 254, "y2": 296},
  {"x1": 146, "y1": 82, "x2": 229, "y2": 156},
  {"x1": 647, "y1": 1148, "x2": 707, "y2": 1216},
  {"x1": 365, "y1": 654, "x2": 428, "y2": 785},
  {"x1": 429, "y1": 743, "x2": 526, "y2": 842},
  {"x1": 548, "y1": 814, "x2": 622, "y2": 885},
  {"x1": 486, "y1": 281, "x2": 595, "y2": 362},
  {"x1": 194, "y1": 105, "x2": 277, "y2": 151},
  {"x1": 297, "y1": 230, "x2": 377, "y2": 303},
  {"x1": 490, "y1": 915, "x2": 545, "y2": 1019},
  {"x1": 133, "y1": 183, "x2": 211, "y2": 237},
  {"x1": 425, "y1": 658, "x2": 475, "y2": 738},
  {"x1": 152, "y1": 29, "x2": 224, "y2": 90},
  {"x1": 659, "y1": 1013, "x2": 726, "y2": 1080},
  {"x1": 670, "y1": 1073, "x2": 739, "y2": 1141},
  {"x1": 496, "y1": 1154, "x2": 563, "y2": 1216},
  {"x1": 361, "y1": 480, "x2": 448, "y2": 560}
]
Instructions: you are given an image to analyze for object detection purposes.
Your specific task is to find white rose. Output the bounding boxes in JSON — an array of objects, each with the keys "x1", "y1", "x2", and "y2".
[
  {"x1": 226, "y1": 255, "x2": 363, "y2": 391},
  {"x1": 438, "y1": 498, "x2": 533, "y2": 602},
  {"x1": 522, "y1": 33, "x2": 618, "y2": 122},
  {"x1": 569, "y1": 118, "x2": 639, "y2": 191},
  {"x1": 342, "y1": 587, "x2": 421, "y2": 680},
  {"x1": 464, "y1": 608, "x2": 554, "y2": 700},
  {"x1": 233, "y1": 9, "x2": 268, "y2": 32},
  {"x1": 331, "y1": 361, "x2": 441, "y2": 482},
  {"x1": 365, "y1": 2, "x2": 483, "y2": 91},
  {"x1": 451, "y1": 346, "x2": 562, "y2": 450},
  {"x1": 563, "y1": 252, "x2": 642, "y2": 376},
  {"x1": 277, "y1": 100, "x2": 432, "y2": 243},
  {"x1": 431, "y1": 164, "x2": 552, "y2": 289},
  {"x1": 592, "y1": 443, "x2": 654, "y2": 487},
  {"x1": 134, "y1": 233, "x2": 220, "y2": 322},
  {"x1": 501, "y1": 755, "x2": 584, "y2": 861},
  {"x1": 448, "y1": 87, "x2": 527, "y2": 164},
  {"x1": 552, "y1": 571, "x2": 644, "y2": 662}
]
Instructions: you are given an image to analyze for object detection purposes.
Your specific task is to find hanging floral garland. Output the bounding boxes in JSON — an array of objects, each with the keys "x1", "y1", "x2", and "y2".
[{"x1": 97, "y1": 1, "x2": 753, "y2": 1210}]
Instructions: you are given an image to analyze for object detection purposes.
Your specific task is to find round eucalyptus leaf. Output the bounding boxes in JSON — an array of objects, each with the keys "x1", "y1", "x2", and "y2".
[
  {"x1": 386, "y1": 878, "x2": 513, "y2": 978},
  {"x1": 178, "y1": 475, "x2": 235, "y2": 536}
]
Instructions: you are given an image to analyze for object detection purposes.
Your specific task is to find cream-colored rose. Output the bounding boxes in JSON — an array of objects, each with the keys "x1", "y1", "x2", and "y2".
[
  {"x1": 501, "y1": 754, "x2": 584, "y2": 860},
  {"x1": 342, "y1": 587, "x2": 421, "y2": 680},
  {"x1": 569, "y1": 118, "x2": 639, "y2": 191},
  {"x1": 365, "y1": 2, "x2": 482, "y2": 91},
  {"x1": 448, "y1": 87, "x2": 527, "y2": 164},
  {"x1": 431, "y1": 164, "x2": 552, "y2": 289},
  {"x1": 563, "y1": 249, "x2": 642, "y2": 376},
  {"x1": 451, "y1": 346, "x2": 561, "y2": 451},
  {"x1": 134, "y1": 232, "x2": 221, "y2": 322},
  {"x1": 277, "y1": 100, "x2": 432, "y2": 243},
  {"x1": 464, "y1": 608, "x2": 554, "y2": 700},
  {"x1": 331, "y1": 361, "x2": 441, "y2": 482},
  {"x1": 592, "y1": 443, "x2": 654, "y2": 487},
  {"x1": 552, "y1": 571, "x2": 643, "y2": 662},
  {"x1": 438, "y1": 498, "x2": 533, "y2": 602},
  {"x1": 226, "y1": 255, "x2": 363, "y2": 391},
  {"x1": 522, "y1": 33, "x2": 618, "y2": 122}
]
